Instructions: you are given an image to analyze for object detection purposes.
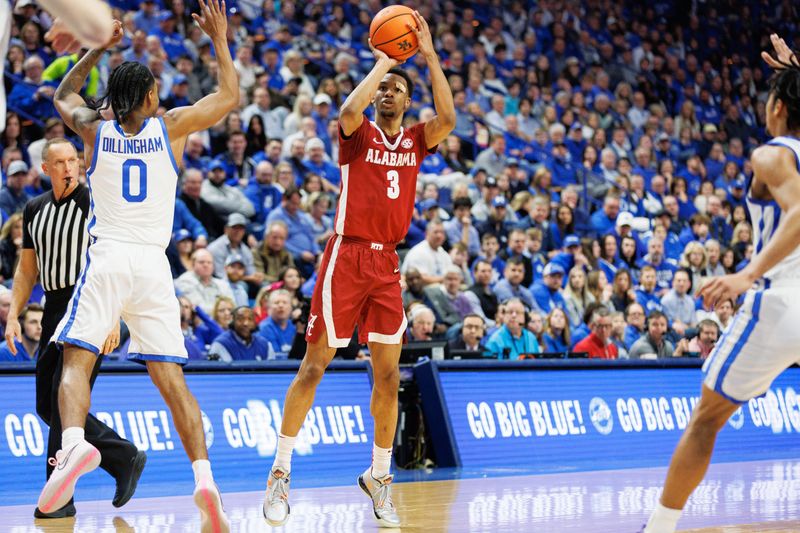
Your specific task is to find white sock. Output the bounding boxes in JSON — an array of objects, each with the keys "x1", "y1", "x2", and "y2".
[
  {"x1": 273, "y1": 433, "x2": 296, "y2": 473},
  {"x1": 192, "y1": 459, "x2": 212, "y2": 484},
  {"x1": 371, "y1": 443, "x2": 393, "y2": 479},
  {"x1": 644, "y1": 502, "x2": 683, "y2": 533},
  {"x1": 61, "y1": 427, "x2": 84, "y2": 450}
]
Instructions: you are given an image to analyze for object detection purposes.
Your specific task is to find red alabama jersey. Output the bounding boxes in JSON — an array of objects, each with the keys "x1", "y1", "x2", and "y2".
[{"x1": 335, "y1": 116, "x2": 434, "y2": 244}]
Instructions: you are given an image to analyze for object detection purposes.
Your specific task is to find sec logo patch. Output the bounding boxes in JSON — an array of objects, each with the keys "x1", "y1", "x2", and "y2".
[{"x1": 401, "y1": 138, "x2": 413, "y2": 149}]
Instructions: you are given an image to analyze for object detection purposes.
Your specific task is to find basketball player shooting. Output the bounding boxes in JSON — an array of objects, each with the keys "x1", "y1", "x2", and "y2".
[
  {"x1": 262, "y1": 10, "x2": 455, "y2": 529},
  {"x1": 37, "y1": 2, "x2": 237, "y2": 531},
  {"x1": 644, "y1": 35, "x2": 800, "y2": 533}
]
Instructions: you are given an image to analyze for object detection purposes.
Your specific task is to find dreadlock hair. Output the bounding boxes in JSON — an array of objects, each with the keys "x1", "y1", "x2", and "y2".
[
  {"x1": 768, "y1": 54, "x2": 800, "y2": 132},
  {"x1": 387, "y1": 67, "x2": 414, "y2": 98},
  {"x1": 88, "y1": 62, "x2": 155, "y2": 126}
]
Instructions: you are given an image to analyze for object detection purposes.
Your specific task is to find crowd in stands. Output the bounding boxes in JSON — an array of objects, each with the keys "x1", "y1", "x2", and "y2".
[{"x1": 0, "y1": 0, "x2": 793, "y2": 362}]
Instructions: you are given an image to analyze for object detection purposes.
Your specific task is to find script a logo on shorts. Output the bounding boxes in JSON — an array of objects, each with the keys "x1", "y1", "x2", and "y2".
[
  {"x1": 307, "y1": 313, "x2": 318, "y2": 336},
  {"x1": 589, "y1": 397, "x2": 614, "y2": 435},
  {"x1": 201, "y1": 410, "x2": 214, "y2": 448},
  {"x1": 728, "y1": 406, "x2": 745, "y2": 430},
  {"x1": 401, "y1": 138, "x2": 413, "y2": 150}
]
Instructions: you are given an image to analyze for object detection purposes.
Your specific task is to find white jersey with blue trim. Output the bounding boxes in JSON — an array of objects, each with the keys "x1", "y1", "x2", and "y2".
[
  {"x1": 87, "y1": 117, "x2": 180, "y2": 249},
  {"x1": 749, "y1": 136, "x2": 800, "y2": 281}
]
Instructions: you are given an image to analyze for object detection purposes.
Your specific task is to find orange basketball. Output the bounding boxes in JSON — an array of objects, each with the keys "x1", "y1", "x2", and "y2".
[{"x1": 369, "y1": 5, "x2": 419, "y2": 61}]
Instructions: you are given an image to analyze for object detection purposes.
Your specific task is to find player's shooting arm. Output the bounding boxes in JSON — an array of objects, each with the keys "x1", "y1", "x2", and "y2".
[
  {"x1": 164, "y1": 0, "x2": 238, "y2": 139},
  {"x1": 339, "y1": 57, "x2": 396, "y2": 136},
  {"x1": 741, "y1": 145, "x2": 800, "y2": 281},
  {"x1": 405, "y1": 11, "x2": 455, "y2": 148}
]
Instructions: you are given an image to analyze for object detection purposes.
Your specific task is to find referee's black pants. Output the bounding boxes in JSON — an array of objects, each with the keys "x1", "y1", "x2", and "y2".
[{"x1": 36, "y1": 286, "x2": 138, "y2": 481}]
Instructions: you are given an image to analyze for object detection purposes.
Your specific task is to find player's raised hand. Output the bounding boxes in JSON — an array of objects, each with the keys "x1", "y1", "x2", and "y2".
[
  {"x1": 368, "y1": 38, "x2": 402, "y2": 67},
  {"x1": 762, "y1": 33, "x2": 797, "y2": 69},
  {"x1": 45, "y1": 19, "x2": 82, "y2": 55},
  {"x1": 408, "y1": 10, "x2": 434, "y2": 59},
  {"x1": 697, "y1": 272, "x2": 752, "y2": 310},
  {"x1": 193, "y1": 0, "x2": 228, "y2": 40},
  {"x1": 4, "y1": 318, "x2": 21, "y2": 356},
  {"x1": 104, "y1": 20, "x2": 124, "y2": 50}
]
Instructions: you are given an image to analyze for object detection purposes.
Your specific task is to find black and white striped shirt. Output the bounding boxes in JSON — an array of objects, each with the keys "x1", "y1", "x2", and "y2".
[{"x1": 22, "y1": 184, "x2": 90, "y2": 293}]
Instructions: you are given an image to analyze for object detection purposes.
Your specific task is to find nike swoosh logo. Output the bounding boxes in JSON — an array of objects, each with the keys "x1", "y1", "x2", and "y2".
[
  {"x1": 373, "y1": 138, "x2": 385, "y2": 145},
  {"x1": 394, "y1": 268, "x2": 400, "y2": 273},
  {"x1": 56, "y1": 444, "x2": 78, "y2": 470}
]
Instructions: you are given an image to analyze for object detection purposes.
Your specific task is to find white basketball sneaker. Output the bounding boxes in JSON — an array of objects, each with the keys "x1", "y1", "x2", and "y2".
[
  {"x1": 358, "y1": 467, "x2": 401, "y2": 528},
  {"x1": 193, "y1": 478, "x2": 230, "y2": 533},
  {"x1": 37, "y1": 440, "x2": 101, "y2": 514},
  {"x1": 263, "y1": 467, "x2": 291, "y2": 527}
]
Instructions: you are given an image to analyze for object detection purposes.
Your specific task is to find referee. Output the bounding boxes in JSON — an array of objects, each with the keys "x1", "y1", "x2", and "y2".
[{"x1": 5, "y1": 138, "x2": 145, "y2": 518}]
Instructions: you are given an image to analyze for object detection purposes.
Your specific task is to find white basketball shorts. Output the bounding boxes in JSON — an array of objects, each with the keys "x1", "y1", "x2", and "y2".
[
  {"x1": 54, "y1": 239, "x2": 187, "y2": 363},
  {"x1": 703, "y1": 280, "x2": 800, "y2": 403}
]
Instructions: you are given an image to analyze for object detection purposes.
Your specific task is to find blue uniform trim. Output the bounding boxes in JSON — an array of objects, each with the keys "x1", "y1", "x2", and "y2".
[
  {"x1": 767, "y1": 139, "x2": 800, "y2": 174},
  {"x1": 86, "y1": 122, "x2": 104, "y2": 175},
  {"x1": 157, "y1": 117, "x2": 180, "y2": 175},
  {"x1": 57, "y1": 248, "x2": 93, "y2": 344},
  {"x1": 61, "y1": 336, "x2": 100, "y2": 355},
  {"x1": 113, "y1": 117, "x2": 149, "y2": 137},
  {"x1": 713, "y1": 291, "x2": 763, "y2": 400},
  {"x1": 756, "y1": 209, "x2": 767, "y2": 254},
  {"x1": 772, "y1": 207, "x2": 782, "y2": 243},
  {"x1": 128, "y1": 353, "x2": 188, "y2": 365}
]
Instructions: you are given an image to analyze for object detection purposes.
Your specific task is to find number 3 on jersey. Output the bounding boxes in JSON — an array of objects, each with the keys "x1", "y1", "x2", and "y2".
[
  {"x1": 122, "y1": 159, "x2": 148, "y2": 203},
  {"x1": 386, "y1": 170, "x2": 400, "y2": 199}
]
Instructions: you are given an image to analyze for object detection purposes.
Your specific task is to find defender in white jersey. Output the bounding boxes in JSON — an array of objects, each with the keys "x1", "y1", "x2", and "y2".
[
  {"x1": 644, "y1": 38, "x2": 800, "y2": 533},
  {"x1": 38, "y1": 3, "x2": 237, "y2": 532}
]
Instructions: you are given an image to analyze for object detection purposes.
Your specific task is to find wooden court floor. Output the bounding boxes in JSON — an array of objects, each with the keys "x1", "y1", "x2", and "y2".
[{"x1": 6, "y1": 459, "x2": 800, "y2": 532}]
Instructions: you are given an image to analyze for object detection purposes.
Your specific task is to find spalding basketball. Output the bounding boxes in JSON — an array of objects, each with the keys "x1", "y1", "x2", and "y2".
[{"x1": 369, "y1": 5, "x2": 419, "y2": 61}]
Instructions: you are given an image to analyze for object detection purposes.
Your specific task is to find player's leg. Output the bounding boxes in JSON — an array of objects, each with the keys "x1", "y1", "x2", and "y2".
[
  {"x1": 146, "y1": 362, "x2": 228, "y2": 533},
  {"x1": 355, "y1": 258, "x2": 406, "y2": 528},
  {"x1": 127, "y1": 248, "x2": 229, "y2": 533},
  {"x1": 146, "y1": 361, "x2": 206, "y2": 460},
  {"x1": 265, "y1": 238, "x2": 364, "y2": 527},
  {"x1": 263, "y1": 333, "x2": 337, "y2": 527},
  {"x1": 366, "y1": 341, "x2": 402, "y2": 463},
  {"x1": 646, "y1": 288, "x2": 796, "y2": 532},
  {"x1": 644, "y1": 385, "x2": 739, "y2": 532},
  {"x1": 35, "y1": 344, "x2": 103, "y2": 514},
  {"x1": 279, "y1": 333, "x2": 339, "y2": 437}
]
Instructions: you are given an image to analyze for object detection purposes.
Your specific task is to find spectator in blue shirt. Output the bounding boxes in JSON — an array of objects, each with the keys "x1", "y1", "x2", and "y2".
[
  {"x1": 542, "y1": 307, "x2": 571, "y2": 354},
  {"x1": 8, "y1": 56, "x2": 58, "y2": 121},
  {"x1": 133, "y1": 0, "x2": 161, "y2": 34},
  {"x1": 638, "y1": 237, "x2": 678, "y2": 293},
  {"x1": 209, "y1": 307, "x2": 273, "y2": 361},
  {"x1": 661, "y1": 269, "x2": 697, "y2": 336},
  {"x1": 0, "y1": 161, "x2": 31, "y2": 216},
  {"x1": 302, "y1": 137, "x2": 340, "y2": 189},
  {"x1": 484, "y1": 298, "x2": 540, "y2": 359},
  {"x1": 266, "y1": 188, "x2": 321, "y2": 278},
  {"x1": 493, "y1": 258, "x2": 538, "y2": 311},
  {"x1": 0, "y1": 303, "x2": 42, "y2": 362},
  {"x1": 173, "y1": 198, "x2": 208, "y2": 244},
  {"x1": 444, "y1": 197, "x2": 481, "y2": 257},
  {"x1": 149, "y1": 11, "x2": 187, "y2": 59},
  {"x1": 635, "y1": 265, "x2": 664, "y2": 315},
  {"x1": 623, "y1": 303, "x2": 647, "y2": 349},
  {"x1": 531, "y1": 262, "x2": 567, "y2": 314},
  {"x1": 245, "y1": 161, "x2": 282, "y2": 233},
  {"x1": 258, "y1": 289, "x2": 297, "y2": 359},
  {"x1": 590, "y1": 194, "x2": 621, "y2": 236}
]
